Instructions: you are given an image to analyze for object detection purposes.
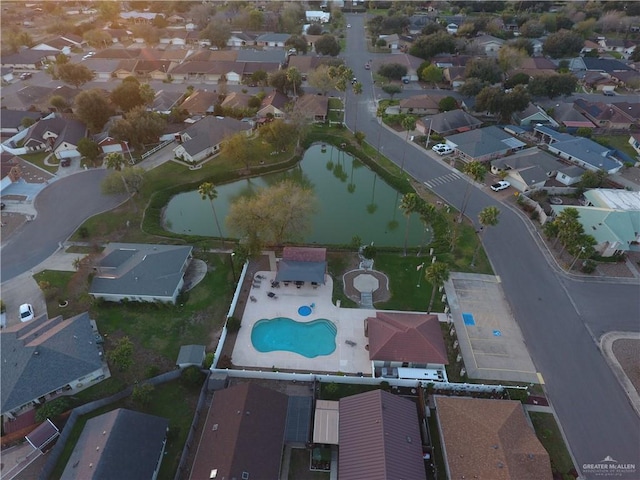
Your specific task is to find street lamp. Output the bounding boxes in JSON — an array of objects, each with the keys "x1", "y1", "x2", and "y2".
[
  {"x1": 229, "y1": 252, "x2": 236, "y2": 283},
  {"x1": 124, "y1": 140, "x2": 134, "y2": 164},
  {"x1": 416, "y1": 262, "x2": 425, "y2": 288}
]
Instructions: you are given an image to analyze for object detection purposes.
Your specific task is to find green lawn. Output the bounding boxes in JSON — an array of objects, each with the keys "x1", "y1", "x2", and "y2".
[
  {"x1": 328, "y1": 98, "x2": 343, "y2": 110},
  {"x1": 49, "y1": 379, "x2": 201, "y2": 480},
  {"x1": 594, "y1": 134, "x2": 637, "y2": 159},
  {"x1": 33, "y1": 270, "x2": 78, "y2": 319},
  {"x1": 21, "y1": 151, "x2": 58, "y2": 174},
  {"x1": 529, "y1": 412, "x2": 576, "y2": 476}
]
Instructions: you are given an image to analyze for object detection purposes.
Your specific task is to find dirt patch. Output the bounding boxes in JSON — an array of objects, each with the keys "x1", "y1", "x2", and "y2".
[{"x1": 612, "y1": 338, "x2": 640, "y2": 395}]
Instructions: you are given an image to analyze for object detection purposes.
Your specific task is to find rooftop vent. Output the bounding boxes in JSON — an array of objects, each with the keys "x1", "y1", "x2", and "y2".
[
  {"x1": 212, "y1": 424, "x2": 218, "y2": 431},
  {"x1": 210, "y1": 469, "x2": 217, "y2": 479},
  {"x1": 242, "y1": 472, "x2": 249, "y2": 480}
]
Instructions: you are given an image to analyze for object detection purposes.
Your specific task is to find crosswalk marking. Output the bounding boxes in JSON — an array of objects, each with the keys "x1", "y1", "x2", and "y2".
[{"x1": 423, "y1": 172, "x2": 461, "y2": 189}]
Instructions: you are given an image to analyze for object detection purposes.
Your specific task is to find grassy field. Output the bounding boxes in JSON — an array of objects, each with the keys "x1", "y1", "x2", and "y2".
[
  {"x1": 288, "y1": 448, "x2": 330, "y2": 480},
  {"x1": 49, "y1": 378, "x2": 202, "y2": 480},
  {"x1": 21, "y1": 151, "x2": 58, "y2": 174},
  {"x1": 594, "y1": 134, "x2": 637, "y2": 159},
  {"x1": 529, "y1": 412, "x2": 576, "y2": 476}
]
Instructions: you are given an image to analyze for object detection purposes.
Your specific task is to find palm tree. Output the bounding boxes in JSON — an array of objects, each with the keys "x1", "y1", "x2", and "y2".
[
  {"x1": 417, "y1": 203, "x2": 437, "y2": 256},
  {"x1": 286, "y1": 66, "x2": 302, "y2": 99},
  {"x1": 458, "y1": 161, "x2": 488, "y2": 223},
  {"x1": 104, "y1": 152, "x2": 126, "y2": 171},
  {"x1": 471, "y1": 206, "x2": 500, "y2": 267},
  {"x1": 399, "y1": 193, "x2": 421, "y2": 256},
  {"x1": 352, "y1": 81, "x2": 363, "y2": 134},
  {"x1": 425, "y1": 262, "x2": 450, "y2": 313},
  {"x1": 400, "y1": 116, "x2": 417, "y2": 173},
  {"x1": 198, "y1": 181, "x2": 225, "y2": 248}
]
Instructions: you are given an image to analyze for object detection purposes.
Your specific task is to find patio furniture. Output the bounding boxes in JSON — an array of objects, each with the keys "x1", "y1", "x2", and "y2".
[
  {"x1": 345, "y1": 340, "x2": 357, "y2": 347},
  {"x1": 271, "y1": 281, "x2": 280, "y2": 288},
  {"x1": 256, "y1": 274, "x2": 266, "y2": 280},
  {"x1": 267, "y1": 292, "x2": 277, "y2": 299},
  {"x1": 250, "y1": 296, "x2": 257, "y2": 302}
]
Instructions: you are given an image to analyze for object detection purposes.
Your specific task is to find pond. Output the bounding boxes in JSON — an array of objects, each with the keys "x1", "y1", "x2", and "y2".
[{"x1": 163, "y1": 144, "x2": 432, "y2": 247}]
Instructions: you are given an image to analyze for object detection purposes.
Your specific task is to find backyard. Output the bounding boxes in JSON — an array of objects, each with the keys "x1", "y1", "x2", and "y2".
[{"x1": 529, "y1": 412, "x2": 577, "y2": 478}]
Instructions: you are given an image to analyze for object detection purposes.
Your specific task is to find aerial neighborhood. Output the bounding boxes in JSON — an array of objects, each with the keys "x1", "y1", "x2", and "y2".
[{"x1": 1, "y1": 1, "x2": 640, "y2": 479}]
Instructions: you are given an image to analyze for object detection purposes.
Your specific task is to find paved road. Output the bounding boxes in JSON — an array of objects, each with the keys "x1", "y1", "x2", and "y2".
[
  {"x1": 344, "y1": 13, "x2": 640, "y2": 477},
  {"x1": 0, "y1": 169, "x2": 126, "y2": 282}
]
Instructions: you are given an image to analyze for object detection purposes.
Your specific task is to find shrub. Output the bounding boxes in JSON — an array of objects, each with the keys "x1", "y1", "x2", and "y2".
[
  {"x1": 132, "y1": 382, "x2": 154, "y2": 406},
  {"x1": 204, "y1": 352, "x2": 214, "y2": 368},
  {"x1": 226, "y1": 316, "x2": 241, "y2": 332},
  {"x1": 581, "y1": 259, "x2": 597, "y2": 273},
  {"x1": 145, "y1": 365, "x2": 160, "y2": 378},
  {"x1": 35, "y1": 397, "x2": 71, "y2": 422},
  {"x1": 181, "y1": 365, "x2": 205, "y2": 388}
]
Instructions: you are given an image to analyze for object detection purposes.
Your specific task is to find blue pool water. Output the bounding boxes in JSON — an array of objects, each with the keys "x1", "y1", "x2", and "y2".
[
  {"x1": 298, "y1": 305, "x2": 312, "y2": 316},
  {"x1": 251, "y1": 318, "x2": 337, "y2": 358},
  {"x1": 462, "y1": 312, "x2": 475, "y2": 326}
]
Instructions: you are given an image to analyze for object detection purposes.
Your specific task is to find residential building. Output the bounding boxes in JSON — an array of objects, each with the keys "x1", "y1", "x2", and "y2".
[
  {"x1": 573, "y1": 99, "x2": 634, "y2": 130},
  {"x1": 178, "y1": 90, "x2": 219, "y2": 116},
  {"x1": 434, "y1": 396, "x2": 553, "y2": 480},
  {"x1": 365, "y1": 312, "x2": 448, "y2": 381},
  {"x1": 629, "y1": 133, "x2": 640, "y2": 156},
  {"x1": 89, "y1": 243, "x2": 193, "y2": 304},
  {"x1": 81, "y1": 59, "x2": 122, "y2": 81},
  {"x1": 416, "y1": 109, "x2": 482, "y2": 137},
  {"x1": 1, "y1": 312, "x2": 106, "y2": 418},
  {"x1": 18, "y1": 115, "x2": 87, "y2": 159},
  {"x1": 306, "y1": 10, "x2": 330, "y2": 23},
  {"x1": 189, "y1": 383, "x2": 288, "y2": 480},
  {"x1": 0, "y1": 110, "x2": 42, "y2": 137},
  {"x1": 0, "y1": 153, "x2": 22, "y2": 192},
  {"x1": 470, "y1": 34, "x2": 505, "y2": 56},
  {"x1": 1, "y1": 50, "x2": 51, "y2": 70},
  {"x1": 556, "y1": 164, "x2": 587, "y2": 186},
  {"x1": 339, "y1": 390, "x2": 425, "y2": 480},
  {"x1": 61, "y1": 409, "x2": 169, "y2": 480},
  {"x1": 295, "y1": 94, "x2": 329, "y2": 122},
  {"x1": 256, "y1": 33, "x2": 292, "y2": 48},
  {"x1": 399, "y1": 94, "x2": 451, "y2": 115},
  {"x1": 552, "y1": 189, "x2": 640, "y2": 256},
  {"x1": 541, "y1": 133, "x2": 623, "y2": 173},
  {"x1": 275, "y1": 247, "x2": 327, "y2": 284},
  {"x1": 220, "y1": 92, "x2": 254, "y2": 111},
  {"x1": 512, "y1": 104, "x2": 559, "y2": 127},
  {"x1": 445, "y1": 126, "x2": 526, "y2": 162},
  {"x1": 257, "y1": 90, "x2": 290, "y2": 118},
  {"x1": 491, "y1": 148, "x2": 566, "y2": 192},
  {"x1": 173, "y1": 116, "x2": 252, "y2": 163}
]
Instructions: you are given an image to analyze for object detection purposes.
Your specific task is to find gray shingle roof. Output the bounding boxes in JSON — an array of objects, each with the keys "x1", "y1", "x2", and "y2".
[
  {"x1": 176, "y1": 344, "x2": 206, "y2": 367},
  {"x1": 0, "y1": 109, "x2": 42, "y2": 129},
  {"x1": 1, "y1": 312, "x2": 103, "y2": 415},
  {"x1": 90, "y1": 243, "x2": 192, "y2": 299},
  {"x1": 425, "y1": 109, "x2": 482, "y2": 134},
  {"x1": 446, "y1": 126, "x2": 525, "y2": 158},
  {"x1": 177, "y1": 116, "x2": 251, "y2": 157},
  {"x1": 61, "y1": 408, "x2": 169, "y2": 480},
  {"x1": 237, "y1": 49, "x2": 286, "y2": 63},
  {"x1": 550, "y1": 137, "x2": 621, "y2": 172}
]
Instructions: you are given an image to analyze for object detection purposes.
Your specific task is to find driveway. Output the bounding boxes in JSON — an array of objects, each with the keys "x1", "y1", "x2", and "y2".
[{"x1": 0, "y1": 169, "x2": 126, "y2": 282}]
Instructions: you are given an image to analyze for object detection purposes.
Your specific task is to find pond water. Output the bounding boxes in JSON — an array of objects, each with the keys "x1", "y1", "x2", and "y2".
[{"x1": 163, "y1": 144, "x2": 431, "y2": 247}]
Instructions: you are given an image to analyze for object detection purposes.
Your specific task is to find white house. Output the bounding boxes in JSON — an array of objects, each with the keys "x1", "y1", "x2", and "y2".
[
  {"x1": 306, "y1": 11, "x2": 330, "y2": 23},
  {"x1": 173, "y1": 116, "x2": 252, "y2": 163}
]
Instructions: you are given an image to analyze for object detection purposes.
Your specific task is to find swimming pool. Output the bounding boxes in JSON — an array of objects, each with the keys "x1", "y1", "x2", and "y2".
[{"x1": 251, "y1": 317, "x2": 337, "y2": 358}]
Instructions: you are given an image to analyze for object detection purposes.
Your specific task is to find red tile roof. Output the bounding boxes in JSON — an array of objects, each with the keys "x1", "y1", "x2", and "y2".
[
  {"x1": 434, "y1": 396, "x2": 553, "y2": 480},
  {"x1": 339, "y1": 390, "x2": 425, "y2": 480},
  {"x1": 367, "y1": 312, "x2": 448, "y2": 365},
  {"x1": 189, "y1": 382, "x2": 288, "y2": 480}
]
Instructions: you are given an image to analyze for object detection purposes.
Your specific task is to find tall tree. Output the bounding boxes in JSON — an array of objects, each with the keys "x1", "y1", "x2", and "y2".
[
  {"x1": 352, "y1": 81, "x2": 363, "y2": 134},
  {"x1": 56, "y1": 63, "x2": 94, "y2": 88},
  {"x1": 198, "y1": 182, "x2": 225, "y2": 248},
  {"x1": 223, "y1": 132, "x2": 254, "y2": 171},
  {"x1": 110, "y1": 77, "x2": 155, "y2": 112},
  {"x1": 200, "y1": 21, "x2": 231, "y2": 49},
  {"x1": 400, "y1": 116, "x2": 416, "y2": 173},
  {"x1": 307, "y1": 64, "x2": 336, "y2": 95},
  {"x1": 74, "y1": 89, "x2": 114, "y2": 133},
  {"x1": 109, "y1": 106, "x2": 166, "y2": 152},
  {"x1": 286, "y1": 67, "x2": 302, "y2": 98},
  {"x1": 399, "y1": 193, "x2": 421, "y2": 256},
  {"x1": 568, "y1": 234, "x2": 596, "y2": 270},
  {"x1": 315, "y1": 35, "x2": 340, "y2": 56},
  {"x1": 425, "y1": 262, "x2": 450, "y2": 313},
  {"x1": 418, "y1": 203, "x2": 437, "y2": 256},
  {"x1": 458, "y1": 161, "x2": 488, "y2": 223},
  {"x1": 471, "y1": 206, "x2": 500, "y2": 266}
]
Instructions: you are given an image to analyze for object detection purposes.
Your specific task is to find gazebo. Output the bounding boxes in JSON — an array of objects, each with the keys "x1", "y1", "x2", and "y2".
[{"x1": 275, "y1": 247, "x2": 327, "y2": 285}]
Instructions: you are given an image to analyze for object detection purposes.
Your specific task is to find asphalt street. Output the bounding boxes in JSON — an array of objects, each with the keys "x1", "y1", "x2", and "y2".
[
  {"x1": 0, "y1": 169, "x2": 126, "y2": 282},
  {"x1": 343, "y1": 13, "x2": 640, "y2": 477}
]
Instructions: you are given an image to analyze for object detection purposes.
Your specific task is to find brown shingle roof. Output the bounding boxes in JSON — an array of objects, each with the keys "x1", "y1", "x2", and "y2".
[
  {"x1": 189, "y1": 383, "x2": 288, "y2": 480},
  {"x1": 261, "y1": 90, "x2": 289, "y2": 110},
  {"x1": 282, "y1": 246, "x2": 326, "y2": 262},
  {"x1": 367, "y1": 312, "x2": 448, "y2": 364},
  {"x1": 179, "y1": 90, "x2": 219, "y2": 115},
  {"x1": 400, "y1": 94, "x2": 448, "y2": 110},
  {"x1": 221, "y1": 92, "x2": 254, "y2": 110},
  {"x1": 295, "y1": 94, "x2": 329, "y2": 117},
  {"x1": 434, "y1": 396, "x2": 553, "y2": 480},
  {"x1": 339, "y1": 390, "x2": 426, "y2": 480}
]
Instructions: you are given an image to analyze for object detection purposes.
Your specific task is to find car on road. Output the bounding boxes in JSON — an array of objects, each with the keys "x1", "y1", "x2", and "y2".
[
  {"x1": 351, "y1": 77, "x2": 357, "y2": 85},
  {"x1": 364, "y1": 63, "x2": 370, "y2": 70},
  {"x1": 82, "y1": 52, "x2": 95, "y2": 60},
  {"x1": 19, "y1": 72, "x2": 32, "y2": 80},
  {"x1": 490, "y1": 180, "x2": 511, "y2": 192},
  {"x1": 347, "y1": 24, "x2": 351, "y2": 28},
  {"x1": 431, "y1": 144, "x2": 453, "y2": 155},
  {"x1": 603, "y1": 90, "x2": 616, "y2": 96},
  {"x1": 19, "y1": 304, "x2": 34, "y2": 322}
]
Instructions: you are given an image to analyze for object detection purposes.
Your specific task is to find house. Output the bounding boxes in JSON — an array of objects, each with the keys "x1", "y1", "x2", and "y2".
[
  {"x1": 547, "y1": 136, "x2": 622, "y2": 174},
  {"x1": 556, "y1": 164, "x2": 587, "y2": 186},
  {"x1": 237, "y1": 49, "x2": 286, "y2": 65},
  {"x1": 491, "y1": 148, "x2": 565, "y2": 192},
  {"x1": 629, "y1": 133, "x2": 640, "y2": 156},
  {"x1": 103, "y1": 28, "x2": 129, "y2": 43},
  {"x1": 176, "y1": 344, "x2": 206, "y2": 368},
  {"x1": 339, "y1": 390, "x2": 425, "y2": 480},
  {"x1": 399, "y1": 94, "x2": 450, "y2": 115},
  {"x1": 546, "y1": 102, "x2": 596, "y2": 130},
  {"x1": 256, "y1": 33, "x2": 291, "y2": 48},
  {"x1": 417, "y1": 109, "x2": 482, "y2": 137},
  {"x1": 513, "y1": 104, "x2": 559, "y2": 127},
  {"x1": 378, "y1": 34, "x2": 400, "y2": 50},
  {"x1": 573, "y1": 99, "x2": 634, "y2": 130},
  {"x1": 1, "y1": 50, "x2": 50, "y2": 70},
  {"x1": 612, "y1": 102, "x2": 640, "y2": 125},
  {"x1": 60, "y1": 409, "x2": 169, "y2": 480},
  {"x1": 511, "y1": 57, "x2": 557, "y2": 78},
  {"x1": 295, "y1": 94, "x2": 329, "y2": 122},
  {"x1": 443, "y1": 66, "x2": 466, "y2": 89},
  {"x1": 19, "y1": 115, "x2": 87, "y2": 159},
  {"x1": 371, "y1": 53, "x2": 423, "y2": 82},
  {"x1": 0, "y1": 312, "x2": 106, "y2": 417},
  {"x1": 365, "y1": 312, "x2": 448, "y2": 381},
  {"x1": 93, "y1": 129, "x2": 131, "y2": 156},
  {"x1": 173, "y1": 116, "x2": 252, "y2": 163},
  {"x1": 286, "y1": 55, "x2": 326, "y2": 76},
  {"x1": 445, "y1": 126, "x2": 526, "y2": 162},
  {"x1": 178, "y1": 90, "x2": 218, "y2": 116},
  {"x1": 581, "y1": 57, "x2": 633, "y2": 74},
  {"x1": 81, "y1": 59, "x2": 121, "y2": 80},
  {"x1": 257, "y1": 90, "x2": 290, "y2": 119},
  {"x1": 275, "y1": 247, "x2": 327, "y2": 284},
  {"x1": 151, "y1": 89, "x2": 183, "y2": 115},
  {"x1": 598, "y1": 37, "x2": 627, "y2": 54},
  {"x1": 189, "y1": 383, "x2": 288, "y2": 480},
  {"x1": 609, "y1": 70, "x2": 640, "y2": 89},
  {"x1": 551, "y1": 190, "x2": 640, "y2": 256},
  {"x1": 220, "y1": 92, "x2": 254, "y2": 111},
  {"x1": 31, "y1": 34, "x2": 84, "y2": 54},
  {"x1": 2, "y1": 67, "x2": 14, "y2": 83},
  {"x1": 89, "y1": 243, "x2": 193, "y2": 304},
  {"x1": 227, "y1": 32, "x2": 258, "y2": 48},
  {"x1": 0, "y1": 109, "x2": 42, "y2": 137},
  {"x1": 471, "y1": 34, "x2": 505, "y2": 56},
  {"x1": 434, "y1": 396, "x2": 553, "y2": 480},
  {"x1": 306, "y1": 10, "x2": 330, "y2": 23},
  {"x1": 1, "y1": 153, "x2": 23, "y2": 192},
  {"x1": 120, "y1": 11, "x2": 163, "y2": 22}
]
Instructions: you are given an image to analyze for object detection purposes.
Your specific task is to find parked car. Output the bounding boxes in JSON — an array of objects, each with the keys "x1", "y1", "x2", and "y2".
[
  {"x1": 19, "y1": 304, "x2": 34, "y2": 322},
  {"x1": 19, "y1": 72, "x2": 32, "y2": 80},
  {"x1": 347, "y1": 24, "x2": 351, "y2": 28},
  {"x1": 364, "y1": 63, "x2": 370, "y2": 70},
  {"x1": 82, "y1": 52, "x2": 95, "y2": 60},
  {"x1": 60, "y1": 158, "x2": 71, "y2": 167},
  {"x1": 603, "y1": 90, "x2": 616, "y2": 96},
  {"x1": 490, "y1": 180, "x2": 511, "y2": 192},
  {"x1": 431, "y1": 144, "x2": 453, "y2": 155}
]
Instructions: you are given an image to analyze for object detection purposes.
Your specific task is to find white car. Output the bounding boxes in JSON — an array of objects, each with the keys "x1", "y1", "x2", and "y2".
[
  {"x1": 490, "y1": 180, "x2": 511, "y2": 192},
  {"x1": 19, "y1": 304, "x2": 34, "y2": 322},
  {"x1": 431, "y1": 144, "x2": 453, "y2": 155},
  {"x1": 347, "y1": 24, "x2": 351, "y2": 28}
]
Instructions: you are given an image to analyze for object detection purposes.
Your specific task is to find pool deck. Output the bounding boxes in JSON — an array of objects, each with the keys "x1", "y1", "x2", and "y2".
[{"x1": 232, "y1": 271, "x2": 374, "y2": 375}]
